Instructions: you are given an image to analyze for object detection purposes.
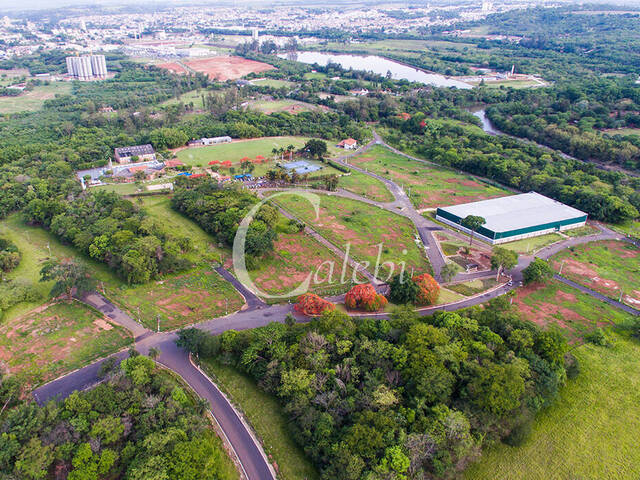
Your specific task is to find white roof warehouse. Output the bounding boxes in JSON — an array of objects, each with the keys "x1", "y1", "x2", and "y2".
[{"x1": 435, "y1": 192, "x2": 588, "y2": 245}]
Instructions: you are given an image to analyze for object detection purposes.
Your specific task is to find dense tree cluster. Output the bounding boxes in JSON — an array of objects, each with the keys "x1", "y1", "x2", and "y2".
[
  {"x1": 23, "y1": 190, "x2": 191, "y2": 284},
  {"x1": 184, "y1": 299, "x2": 571, "y2": 479},
  {"x1": 485, "y1": 78, "x2": 640, "y2": 171},
  {"x1": 0, "y1": 237, "x2": 21, "y2": 272},
  {"x1": 171, "y1": 179, "x2": 278, "y2": 263},
  {"x1": 0, "y1": 354, "x2": 236, "y2": 480}
]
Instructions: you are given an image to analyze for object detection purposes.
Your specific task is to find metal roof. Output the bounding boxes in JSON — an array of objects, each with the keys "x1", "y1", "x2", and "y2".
[{"x1": 438, "y1": 192, "x2": 587, "y2": 233}]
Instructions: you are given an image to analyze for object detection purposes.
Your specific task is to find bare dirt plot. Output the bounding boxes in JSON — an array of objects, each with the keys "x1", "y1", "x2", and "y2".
[
  {"x1": 0, "y1": 301, "x2": 131, "y2": 386},
  {"x1": 550, "y1": 240, "x2": 640, "y2": 307},
  {"x1": 157, "y1": 61, "x2": 189, "y2": 75},
  {"x1": 183, "y1": 56, "x2": 275, "y2": 80},
  {"x1": 513, "y1": 280, "x2": 633, "y2": 339}
]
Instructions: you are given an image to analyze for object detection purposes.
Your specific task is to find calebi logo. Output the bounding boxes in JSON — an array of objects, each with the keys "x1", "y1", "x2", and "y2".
[{"x1": 232, "y1": 190, "x2": 409, "y2": 299}]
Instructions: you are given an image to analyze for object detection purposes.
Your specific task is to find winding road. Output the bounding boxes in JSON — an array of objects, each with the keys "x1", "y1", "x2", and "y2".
[{"x1": 31, "y1": 137, "x2": 639, "y2": 480}]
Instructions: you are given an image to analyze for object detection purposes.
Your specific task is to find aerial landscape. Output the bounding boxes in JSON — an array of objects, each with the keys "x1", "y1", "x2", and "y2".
[{"x1": 0, "y1": 0, "x2": 639, "y2": 479}]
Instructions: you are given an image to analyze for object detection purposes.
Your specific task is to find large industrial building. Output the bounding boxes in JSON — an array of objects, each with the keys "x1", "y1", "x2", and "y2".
[
  {"x1": 436, "y1": 192, "x2": 588, "y2": 245},
  {"x1": 66, "y1": 55, "x2": 108, "y2": 80}
]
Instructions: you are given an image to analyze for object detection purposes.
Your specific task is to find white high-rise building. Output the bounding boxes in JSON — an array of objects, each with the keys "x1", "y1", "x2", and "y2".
[
  {"x1": 66, "y1": 55, "x2": 108, "y2": 80},
  {"x1": 251, "y1": 27, "x2": 259, "y2": 41}
]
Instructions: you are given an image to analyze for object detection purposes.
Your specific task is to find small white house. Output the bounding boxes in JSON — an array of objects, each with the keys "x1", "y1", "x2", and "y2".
[{"x1": 337, "y1": 138, "x2": 358, "y2": 150}]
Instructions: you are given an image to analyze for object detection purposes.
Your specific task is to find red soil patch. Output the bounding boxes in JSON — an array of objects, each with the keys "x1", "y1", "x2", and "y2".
[
  {"x1": 183, "y1": 56, "x2": 275, "y2": 81},
  {"x1": 444, "y1": 178, "x2": 483, "y2": 187},
  {"x1": 157, "y1": 62, "x2": 188, "y2": 75}
]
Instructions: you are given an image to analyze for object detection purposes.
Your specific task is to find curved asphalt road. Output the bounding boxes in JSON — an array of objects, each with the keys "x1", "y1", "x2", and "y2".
[{"x1": 32, "y1": 139, "x2": 639, "y2": 480}]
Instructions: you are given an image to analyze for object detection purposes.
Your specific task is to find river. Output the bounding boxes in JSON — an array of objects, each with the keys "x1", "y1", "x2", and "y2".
[
  {"x1": 279, "y1": 51, "x2": 473, "y2": 89},
  {"x1": 467, "y1": 106, "x2": 503, "y2": 135}
]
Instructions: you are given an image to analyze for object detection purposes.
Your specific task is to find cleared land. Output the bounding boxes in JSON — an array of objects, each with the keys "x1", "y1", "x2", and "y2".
[
  {"x1": 350, "y1": 145, "x2": 508, "y2": 209},
  {"x1": 338, "y1": 170, "x2": 394, "y2": 202},
  {"x1": 250, "y1": 78, "x2": 295, "y2": 88},
  {"x1": 464, "y1": 334, "x2": 640, "y2": 480},
  {"x1": 247, "y1": 227, "x2": 362, "y2": 299},
  {"x1": 160, "y1": 88, "x2": 208, "y2": 107},
  {"x1": 0, "y1": 301, "x2": 131, "y2": 386},
  {"x1": 550, "y1": 240, "x2": 640, "y2": 308},
  {"x1": 246, "y1": 99, "x2": 322, "y2": 115},
  {"x1": 183, "y1": 56, "x2": 274, "y2": 80},
  {"x1": 106, "y1": 268, "x2": 244, "y2": 331},
  {"x1": 602, "y1": 127, "x2": 640, "y2": 136},
  {"x1": 513, "y1": 279, "x2": 633, "y2": 338},
  {"x1": 274, "y1": 193, "x2": 431, "y2": 280},
  {"x1": 202, "y1": 359, "x2": 320, "y2": 480},
  {"x1": 0, "y1": 82, "x2": 72, "y2": 114}
]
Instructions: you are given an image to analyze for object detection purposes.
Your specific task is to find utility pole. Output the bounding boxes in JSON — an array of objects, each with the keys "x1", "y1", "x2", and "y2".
[
  {"x1": 157, "y1": 314, "x2": 160, "y2": 333},
  {"x1": 619, "y1": 289, "x2": 623, "y2": 302},
  {"x1": 559, "y1": 260, "x2": 565, "y2": 275}
]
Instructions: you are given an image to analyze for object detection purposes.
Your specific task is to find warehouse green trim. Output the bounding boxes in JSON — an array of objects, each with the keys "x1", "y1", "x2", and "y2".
[{"x1": 435, "y1": 192, "x2": 588, "y2": 245}]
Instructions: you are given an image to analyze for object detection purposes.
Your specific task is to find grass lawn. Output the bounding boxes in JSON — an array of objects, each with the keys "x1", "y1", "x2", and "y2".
[
  {"x1": 246, "y1": 99, "x2": 318, "y2": 115},
  {"x1": 0, "y1": 82, "x2": 72, "y2": 114},
  {"x1": 248, "y1": 226, "x2": 362, "y2": 300},
  {"x1": 250, "y1": 78, "x2": 295, "y2": 88},
  {"x1": 105, "y1": 267, "x2": 244, "y2": 331},
  {"x1": 160, "y1": 88, "x2": 209, "y2": 108},
  {"x1": 349, "y1": 145, "x2": 509, "y2": 209},
  {"x1": 303, "y1": 72, "x2": 327, "y2": 80},
  {"x1": 563, "y1": 224, "x2": 599, "y2": 237},
  {"x1": 201, "y1": 359, "x2": 320, "y2": 480},
  {"x1": 0, "y1": 214, "x2": 122, "y2": 322},
  {"x1": 602, "y1": 127, "x2": 640, "y2": 136},
  {"x1": 436, "y1": 287, "x2": 466, "y2": 305},
  {"x1": 513, "y1": 279, "x2": 634, "y2": 338},
  {"x1": 0, "y1": 301, "x2": 132, "y2": 386},
  {"x1": 338, "y1": 170, "x2": 394, "y2": 202},
  {"x1": 550, "y1": 240, "x2": 640, "y2": 307},
  {"x1": 500, "y1": 233, "x2": 563, "y2": 254},
  {"x1": 176, "y1": 136, "x2": 342, "y2": 168},
  {"x1": 612, "y1": 219, "x2": 640, "y2": 237},
  {"x1": 447, "y1": 278, "x2": 499, "y2": 296},
  {"x1": 273, "y1": 192, "x2": 431, "y2": 280},
  {"x1": 464, "y1": 333, "x2": 640, "y2": 480}
]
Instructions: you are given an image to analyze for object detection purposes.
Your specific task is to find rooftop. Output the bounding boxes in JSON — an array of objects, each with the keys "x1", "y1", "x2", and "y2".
[
  {"x1": 115, "y1": 144, "x2": 155, "y2": 157},
  {"x1": 438, "y1": 192, "x2": 587, "y2": 233},
  {"x1": 283, "y1": 160, "x2": 323, "y2": 174}
]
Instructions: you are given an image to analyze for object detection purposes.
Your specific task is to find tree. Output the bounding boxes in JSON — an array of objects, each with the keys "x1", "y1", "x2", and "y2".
[
  {"x1": 13, "y1": 438, "x2": 54, "y2": 480},
  {"x1": 344, "y1": 283, "x2": 388, "y2": 312},
  {"x1": 39, "y1": 259, "x2": 96, "y2": 301},
  {"x1": 388, "y1": 274, "x2": 419, "y2": 305},
  {"x1": 148, "y1": 347, "x2": 160, "y2": 360},
  {"x1": 413, "y1": 273, "x2": 440, "y2": 306},
  {"x1": 294, "y1": 293, "x2": 335, "y2": 316},
  {"x1": 461, "y1": 215, "x2": 486, "y2": 246},
  {"x1": 304, "y1": 139, "x2": 328, "y2": 159},
  {"x1": 490, "y1": 247, "x2": 519, "y2": 280},
  {"x1": 522, "y1": 258, "x2": 554, "y2": 285},
  {"x1": 440, "y1": 262, "x2": 460, "y2": 283}
]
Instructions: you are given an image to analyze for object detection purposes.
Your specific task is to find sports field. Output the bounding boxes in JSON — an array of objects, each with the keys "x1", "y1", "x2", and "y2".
[
  {"x1": 0, "y1": 82, "x2": 72, "y2": 114},
  {"x1": 0, "y1": 301, "x2": 131, "y2": 386},
  {"x1": 465, "y1": 334, "x2": 640, "y2": 480},
  {"x1": 550, "y1": 240, "x2": 640, "y2": 307},
  {"x1": 274, "y1": 193, "x2": 431, "y2": 280},
  {"x1": 350, "y1": 145, "x2": 509, "y2": 209}
]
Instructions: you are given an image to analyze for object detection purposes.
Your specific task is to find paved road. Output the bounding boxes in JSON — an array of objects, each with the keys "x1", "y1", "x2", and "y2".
[{"x1": 214, "y1": 266, "x2": 267, "y2": 310}]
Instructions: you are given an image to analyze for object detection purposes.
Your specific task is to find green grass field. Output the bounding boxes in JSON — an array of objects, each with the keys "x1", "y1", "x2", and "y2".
[
  {"x1": 602, "y1": 127, "x2": 640, "y2": 137},
  {"x1": 176, "y1": 136, "x2": 342, "y2": 168},
  {"x1": 202, "y1": 359, "x2": 320, "y2": 480},
  {"x1": 0, "y1": 214, "x2": 122, "y2": 322},
  {"x1": 160, "y1": 88, "x2": 209, "y2": 108},
  {"x1": 350, "y1": 145, "x2": 509, "y2": 209},
  {"x1": 563, "y1": 224, "x2": 600, "y2": 237},
  {"x1": 338, "y1": 170, "x2": 394, "y2": 202},
  {"x1": 246, "y1": 99, "x2": 317, "y2": 114},
  {"x1": 0, "y1": 82, "x2": 72, "y2": 114},
  {"x1": 250, "y1": 78, "x2": 295, "y2": 88},
  {"x1": 514, "y1": 279, "x2": 634, "y2": 338},
  {"x1": 550, "y1": 240, "x2": 640, "y2": 307},
  {"x1": 447, "y1": 278, "x2": 499, "y2": 296},
  {"x1": 0, "y1": 301, "x2": 131, "y2": 386},
  {"x1": 273, "y1": 192, "x2": 431, "y2": 280},
  {"x1": 464, "y1": 333, "x2": 640, "y2": 480},
  {"x1": 500, "y1": 233, "x2": 563, "y2": 254}
]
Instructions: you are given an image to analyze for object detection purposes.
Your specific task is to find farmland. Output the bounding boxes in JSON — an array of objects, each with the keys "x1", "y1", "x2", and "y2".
[
  {"x1": 464, "y1": 334, "x2": 640, "y2": 480},
  {"x1": 349, "y1": 145, "x2": 509, "y2": 209},
  {"x1": 0, "y1": 301, "x2": 131, "y2": 386},
  {"x1": 0, "y1": 81, "x2": 72, "y2": 114},
  {"x1": 273, "y1": 192, "x2": 431, "y2": 280},
  {"x1": 550, "y1": 240, "x2": 640, "y2": 308}
]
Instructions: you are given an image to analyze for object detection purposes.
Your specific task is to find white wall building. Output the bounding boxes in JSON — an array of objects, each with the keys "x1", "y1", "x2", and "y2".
[{"x1": 66, "y1": 54, "x2": 108, "y2": 80}]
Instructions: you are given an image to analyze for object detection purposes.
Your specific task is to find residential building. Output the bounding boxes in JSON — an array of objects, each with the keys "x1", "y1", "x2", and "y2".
[{"x1": 114, "y1": 144, "x2": 156, "y2": 164}]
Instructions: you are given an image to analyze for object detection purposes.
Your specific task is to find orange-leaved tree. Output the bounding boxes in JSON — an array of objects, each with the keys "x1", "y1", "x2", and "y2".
[
  {"x1": 294, "y1": 293, "x2": 335, "y2": 316},
  {"x1": 344, "y1": 283, "x2": 388, "y2": 312},
  {"x1": 413, "y1": 273, "x2": 440, "y2": 306}
]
